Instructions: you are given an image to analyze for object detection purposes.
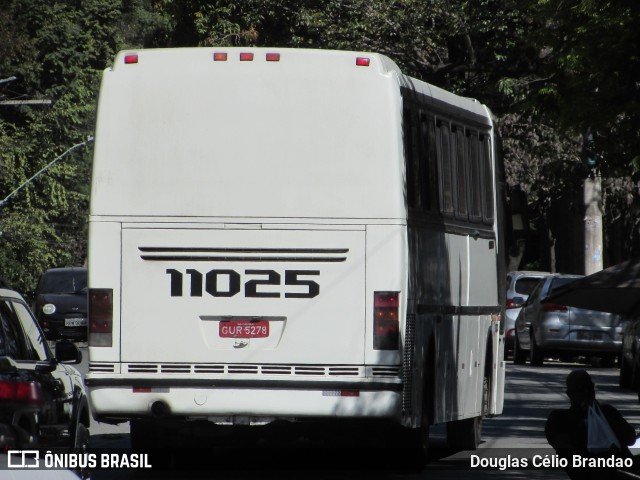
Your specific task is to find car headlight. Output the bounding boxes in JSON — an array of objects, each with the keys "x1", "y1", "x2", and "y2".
[{"x1": 42, "y1": 303, "x2": 56, "y2": 315}]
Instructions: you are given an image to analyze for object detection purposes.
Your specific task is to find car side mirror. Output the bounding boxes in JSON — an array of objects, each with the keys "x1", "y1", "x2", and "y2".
[{"x1": 55, "y1": 340, "x2": 82, "y2": 364}]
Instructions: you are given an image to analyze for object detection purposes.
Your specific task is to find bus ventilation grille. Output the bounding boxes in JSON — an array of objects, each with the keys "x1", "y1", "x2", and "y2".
[
  {"x1": 123, "y1": 363, "x2": 366, "y2": 377},
  {"x1": 89, "y1": 363, "x2": 115, "y2": 373},
  {"x1": 402, "y1": 314, "x2": 416, "y2": 413}
]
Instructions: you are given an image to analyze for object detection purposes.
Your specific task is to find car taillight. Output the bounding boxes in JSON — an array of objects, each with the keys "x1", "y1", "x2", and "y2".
[
  {"x1": 506, "y1": 299, "x2": 521, "y2": 309},
  {"x1": 373, "y1": 292, "x2": 399, "y2": 350},
  {"x1": 89, "y1": 288, "x2": 113, "y2": 347},
  {"x1": 0, "y1": 381, "x2": 43, "y2": 405},
  {"x1": 543, "y1": 303, "x2": 568, "y2": 312}
]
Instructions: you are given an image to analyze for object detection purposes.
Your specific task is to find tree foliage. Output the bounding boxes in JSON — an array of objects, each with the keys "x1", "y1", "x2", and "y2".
[{"x1": 1, "y1": 0, "x2": 639, "y2": 291}]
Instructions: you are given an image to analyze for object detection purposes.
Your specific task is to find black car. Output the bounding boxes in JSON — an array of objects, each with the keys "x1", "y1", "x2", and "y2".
[
  {"x1": 33, "y1": 267, "x2": 88, "y2": 341},
  {"x1": 0, "y1": 286, "x2": 90, "y2": 452}
]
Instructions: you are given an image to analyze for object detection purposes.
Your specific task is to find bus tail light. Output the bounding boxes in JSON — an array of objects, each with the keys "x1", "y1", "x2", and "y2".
[
  {"x1": 89, "y1": 288, "x2": 113, "y2": 347},
  {"x1": 373, "y1": 292, "x2": 399, "y2": 350}
]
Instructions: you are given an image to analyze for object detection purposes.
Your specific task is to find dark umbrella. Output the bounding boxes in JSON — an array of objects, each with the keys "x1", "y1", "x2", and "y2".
[{"x1": 545, "y1": 257, "x2": 640, "y2": 316}]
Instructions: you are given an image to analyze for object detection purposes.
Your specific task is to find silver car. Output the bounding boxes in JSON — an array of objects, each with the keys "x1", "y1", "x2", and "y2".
[
  {"x1": 505, "y1": 271, "x2": 548, "y2": 356},
  {"x1": 513, "y1": 273, "x2": 627, "y2": 366}
]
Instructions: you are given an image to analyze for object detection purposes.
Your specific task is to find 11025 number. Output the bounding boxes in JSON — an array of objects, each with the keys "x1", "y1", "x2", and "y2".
[{"x1": 166, "y1": 269, "x2": 320, "y2": 299}]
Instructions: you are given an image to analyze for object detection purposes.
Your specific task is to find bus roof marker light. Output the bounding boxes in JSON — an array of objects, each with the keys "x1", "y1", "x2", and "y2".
[
  {"x1": 356, "y1": 57, "x2": 370, "y2": 67},
  {"x1": 213, "y1": 52, "x2": 228, "y2": 61},
  {"x1": 240, "y1": 52, "x2": 254, "y2": 61},
  {"x1": 266, "y1": 53, "x2": 280, "y2": 62},
  {"x1": 124, "y1": 54, "x2": 139, "y2": 64}
]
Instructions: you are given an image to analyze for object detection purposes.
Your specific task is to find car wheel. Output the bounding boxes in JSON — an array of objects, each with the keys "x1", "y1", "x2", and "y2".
[
  {"x1": 620, "y1": 355, "x2": 632, "y2": 388},
  {"x1": 631, "y1": 352, "x2": 640, "y2": 392},
  {"x1": 513, "y1": 334, "x2": 527, "y2": 365},
  {"x1": 530, "y1": 333, "x2": 544, "y2": 366},
  {"x1": 71, "y1": 408, "x2": 90, "y2": 479}
]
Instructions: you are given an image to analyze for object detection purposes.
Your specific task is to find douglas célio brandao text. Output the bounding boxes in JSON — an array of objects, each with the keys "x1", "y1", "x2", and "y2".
[{"x1": 470, "y1": 454, "x2": 634, "y2": 471}]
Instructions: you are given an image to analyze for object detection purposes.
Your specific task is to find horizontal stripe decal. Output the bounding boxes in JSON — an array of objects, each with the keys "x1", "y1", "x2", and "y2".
[
  {"x1": 139, "y1": 247, "x2": 349, "y2": 254},
  {"x1": 140, "y1": 255, "x2": 346, "y2": 262}
]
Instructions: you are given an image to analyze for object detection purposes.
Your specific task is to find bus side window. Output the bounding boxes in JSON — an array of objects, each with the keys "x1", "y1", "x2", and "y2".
[
  {"x1": 467, "y1": 130, "x2": 483, "y2": 222},
  {"x1": 452, "y1": 124, "x2": 468, "y2": 220},
  {"x1": 436, "y1": 119, "x2": 454, "y2": 216},
  {"x1": 404, "y1": 104, "x2": 422, "y2": 210},
  {"x1": 481, "y1": 134, "x2": 494, "y2": 224},
  {"x1": 423, "y1": 114, "x2": 438, "y2": 214}
]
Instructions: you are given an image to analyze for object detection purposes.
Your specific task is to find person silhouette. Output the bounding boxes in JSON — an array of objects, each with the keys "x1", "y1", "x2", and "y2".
[{"x1": 545, "y1": 369, "x2": 638, "y2": 479}]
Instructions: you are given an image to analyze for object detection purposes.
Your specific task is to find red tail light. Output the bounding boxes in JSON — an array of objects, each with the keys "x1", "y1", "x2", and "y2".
[
  {"x1": 543, "y1": 303, "x2": 568, "y2": 312},
  {"x1": 373, "y1": 292, "x2": 399, "y2": 350},
  {"x1": 124, "y1": 54, "x2": 138, "y2": 64},
  {"x1": 506, "y1": 299, "x2": 522, "y2": 309},
  {"x1": 240, "y1": 52, "x2": 254, "y2": 61},
  {"x1": 356, "y1": 57, "x2": 370, "y2": 67},
  {"x1": 89, "y1": 288, "x2": 113, "y2": 347},
  {"x1": 0, "y1": 381, "x2": 43, "y2": 405}
]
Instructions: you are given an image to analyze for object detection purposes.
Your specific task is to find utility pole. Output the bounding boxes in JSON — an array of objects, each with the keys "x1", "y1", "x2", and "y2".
[
  {"x1": 583, "y1": 176, "x2": 603, "y2": 275},
  {"x1": 582, "y1": 129, "x2": 603, "y2": 275}
]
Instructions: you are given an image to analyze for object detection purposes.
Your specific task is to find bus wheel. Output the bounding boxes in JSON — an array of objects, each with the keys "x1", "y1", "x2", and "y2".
[
  {"x1": 130, "y1": 419, "x2": 159, "y2": 450},
  {"x1": 446, "y1": 416, "x2": 481, "y2": 450},
  {"x1": 404, "y1": 422, "x2": 430, "y2": 468}
]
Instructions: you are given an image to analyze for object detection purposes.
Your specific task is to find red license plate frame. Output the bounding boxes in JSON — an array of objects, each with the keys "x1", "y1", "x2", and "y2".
[{"x1": 219, "y1": 320, "x2": 270, "y2": 338}]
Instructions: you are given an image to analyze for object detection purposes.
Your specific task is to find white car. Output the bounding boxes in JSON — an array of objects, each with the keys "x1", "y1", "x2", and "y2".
[{"x1": 505, "y1": 271, "x2": 548, "y2": 356}]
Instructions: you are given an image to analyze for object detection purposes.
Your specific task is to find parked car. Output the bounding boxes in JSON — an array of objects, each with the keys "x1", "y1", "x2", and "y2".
[
  {"x1": 513, "y1": 273, "x2": 627, "y2": 366},
  {"x1": 505, "y1": 271, "x2": 548, "y2": 357},
  {"x1": 33, "y1": 267, "x2": 87, "y2": 341},
  {"x1": 620, "y1": 317, "x2": 640, "y2": 388},
  {"x1": 0, "y1": 286, "x2": 90, "y2": 453}
]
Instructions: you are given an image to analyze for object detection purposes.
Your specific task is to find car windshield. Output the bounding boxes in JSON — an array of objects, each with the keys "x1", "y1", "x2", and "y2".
[{"x1": 38, "y1": 271, "x2": 87, "y2": 294}]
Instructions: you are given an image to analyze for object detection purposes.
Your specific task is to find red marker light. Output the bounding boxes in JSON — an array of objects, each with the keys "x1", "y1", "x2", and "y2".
[
  {"x1": 213, "y1": 52, "x2": 228, "y2": 61},
  {"x1": 266, "y1": 53, "x2": 280, "y2": 62},
  {"x1": 240, "y1": 52, "x2": 254, "y2": 61},
  {"x1": 356, "y1": 57, "x2": 370, "y2": 67},
  {"x1": 124, "y1": 54, "x2": 139, "y2": 64}
]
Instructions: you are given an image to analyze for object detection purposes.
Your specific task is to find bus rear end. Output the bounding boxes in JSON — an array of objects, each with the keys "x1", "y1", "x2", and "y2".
[{"x1": 86, "y1": 48, "x2": 408, "y2": 432}]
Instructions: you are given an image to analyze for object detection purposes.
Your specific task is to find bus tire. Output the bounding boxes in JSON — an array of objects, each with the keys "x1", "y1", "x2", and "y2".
[
  {"x1": 406, "y1": 339, "x2": 436, "y2": 466},
  {"x1": 446, "y1": 416, "x2": 481, "y2": 450},
  {"x1": 130, "y1": 419, "x2": 159, "y2": 450}
]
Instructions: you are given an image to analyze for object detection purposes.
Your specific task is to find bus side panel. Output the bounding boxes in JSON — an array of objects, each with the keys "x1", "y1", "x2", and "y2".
[
  {"x1": 364, "y1": 224, "x2": 406, "y2": 367},
  {"x1": 87, "y1": 220, "x2": 122, "y2": 364}
]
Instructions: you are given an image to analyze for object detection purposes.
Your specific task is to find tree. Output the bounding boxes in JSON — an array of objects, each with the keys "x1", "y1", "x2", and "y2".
[{"x1": 0, "y1": 0, "x2": 122, "y2": 293}]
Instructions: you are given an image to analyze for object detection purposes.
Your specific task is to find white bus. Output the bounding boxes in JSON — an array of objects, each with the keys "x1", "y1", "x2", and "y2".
[{"x1": 86, "y1": 47, "x2": 507, "y2": 458}]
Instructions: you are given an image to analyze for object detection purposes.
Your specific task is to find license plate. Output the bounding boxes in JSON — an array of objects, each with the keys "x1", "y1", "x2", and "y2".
[
  {"x1": 219, "y1": 320, "x2": 269, "y2": 338},
  {"x1": 577, "y1": 331, "x2": 602, "y2": 341},
  {"x1": 65, "y1": 318, "x2": 87, "y2": 327}
]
